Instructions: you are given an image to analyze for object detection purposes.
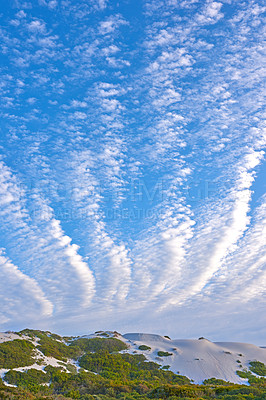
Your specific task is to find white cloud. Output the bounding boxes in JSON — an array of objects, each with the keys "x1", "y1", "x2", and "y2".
[
  {"x1": 27, "y1": 19, "x2": 46, "y2": 33},
  {"x1": 10, "y1": 19, "x2": 20, "y2": 27},
  {"x1": 102, "y1": 44, "x2": 120, "y2": 56},
  {"x1": 27, "y1": 97, "x2": 37, "y2": 104},
  {"x1": 152, "y1": 88, "x2": 181, "y2": 108},
  {"x1": 61, "y1": 150, "x2": 132, "y2": 303},
  {"x1": 48, "y1": 0, "x2": 57, "y2": 9},
  {"x1": 98, "y1": 15, "x2": 128, "y2": 35},
  {"x1": 206, "y1": 1, "x2": 223, "y2": 18},
  {"x1": 0, "y1": 161, "x2": 95, "y2": 316},
  {"x1": 49, "y1": 219, "x2": 95, "y2": 307},
  {"x1": 72, "y1": 111, "x2": 87, "y2": 119},
  {"x1": 70, "y1": 100, "x2": 87, "y2": 108},
  {"x1": 211, "y1": 195, "x2": 266, "y2": 303},
  {"x1": 38, "y1": 0, "x2": 57, "y2": 7},
  {"x1": 196, "y1": 2, "x2": 224, "y2": 24},
  {"x1": 101, "y1": 98, "x2": 124, "y2": 112},
  {"x1": 95, "y1": 82, "x2": 127, "y2": 98},
  {"x1": 0, "y1": 250, "x2": 53, "y2": 323},
  {"x1": 98, "y1": 0, "x2": 108, "y2": 10},
  {"x1": 106, "y1": 57, "x2": 131, "y2": 68},
  {"x1": 16, "y1": 10, "x2": 26, "y2": 18},
  {"x1": 164, "y1": 150, "x2": 265, "y2": 308}
]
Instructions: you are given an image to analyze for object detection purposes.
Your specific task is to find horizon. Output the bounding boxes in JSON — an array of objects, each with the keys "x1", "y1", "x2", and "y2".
[{"x1": 0, "y1": 0, "x2": 265, "y2": 344}]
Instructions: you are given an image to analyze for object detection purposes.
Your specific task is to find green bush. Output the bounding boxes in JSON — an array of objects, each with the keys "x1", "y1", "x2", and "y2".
[
  {"x1": 36, "y1": 333, "x2": 81, "y2": 360},
  {"x1": 69, "y1": 337, "x2": 128, "y2": 353},
  {"x1": 157, "y1": 351, "x2": 173, "y2": 357},
  {"x1": 236, "y1": 369, "x2": 266, "y2": 386},
  {"x1": 236, "y1": 370, "x2": 251, "y2": 379},
  {"x1": 49, "y1": 333, "x2": 63, "y2": 341},
  {"x1": 150, "y1": 384, "x2": 197, "y2": 398},
  {"x1": 4, "y1": 368, "x2": 49, "y2": 387},
  {"x1": 19, "y1": 328, "x2": 47, "y2": 338},
  {"x1": 0, "y1": 339, "x2": 35, "y2": 368},
  {"x1": 138, "y1": 345, "x2": 151, "y2": 351},
  {"x1": 79, "y1": 350, "x2": 131, "y2": 378},
  {"x1": 203, "y1": 378, "x2": 234, "y2": 386},
  {"x1": 66, "y1": 363, "x2": 78, "y2": 374},
  {"x1": 249, "y1": 361, "x2": 266, "y2": 376},
  {"x1": 227, "y1": 386, "x2": 262, "y2": 396}
]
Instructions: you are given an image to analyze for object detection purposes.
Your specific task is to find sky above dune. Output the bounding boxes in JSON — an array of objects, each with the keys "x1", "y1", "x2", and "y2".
[{"x1": 0, "y1": 0, "x2": 265, "y2": 343}]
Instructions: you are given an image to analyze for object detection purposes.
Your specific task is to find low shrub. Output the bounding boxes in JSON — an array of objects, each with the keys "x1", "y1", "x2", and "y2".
[
  {"x1": 138, "y1": 345, "x2": 151, "y2": 351},
  {"x1": 157, "y1": 351, "x2": 173, "y2": 357}
]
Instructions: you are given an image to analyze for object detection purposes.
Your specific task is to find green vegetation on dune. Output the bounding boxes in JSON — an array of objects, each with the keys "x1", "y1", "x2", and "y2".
[
  {"x1": 249, "y1": 361, "x2": 266, "y2": 377},
  {"x1": 36, "y1": 333, "x2": 81, "y2": 361},
  {"x1": 5, "y1": 368, "x2": 50, "y2": 393},
  {"x1": 203, "y1": 378, "x2": 236, "y2": 386},
  {"x1": 69, "y1": 337, "x2": 128, "y2": 354},
  {"x1": 138, "y1": 345, "x2": 151, "y2": 351},
  {"x1": 19, "y1": 328, "x2": 50, "y2": 338},
  {"x1": 18, "y1": 330, "x2": 128, "y2": 361},
  {"x1": 0, "y1": 339, "x2": 35, "y2": 368},
  {"x1": 79, "y1": 351, "x2": 190, "y2": 384},
  {"x1": 150, "y1": 384, "x2": 197, "y2": 398},
  {"x1": 236, "y1": 361, "x2": 266, "y2": 385},
  {"x1": 157, "y1": 351, "x2": 173, "y2": 357},
  {"x1": 20, "y1": 329, "x2": 81, "y2": 361},
  {"x1": 1, "y1": 373, "x2": 266, "y2": 400}
]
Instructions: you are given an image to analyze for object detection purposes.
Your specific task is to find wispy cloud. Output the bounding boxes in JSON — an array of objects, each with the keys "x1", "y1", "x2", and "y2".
[
  {"x1": 0, "y1": 249, "x2": 53, "y2": 324},
  {"x1": 98, "y1": 14, "x2": 128, "y2": 35},
  {"x1": 0, "y1": 160, "x2": 95, "y2": 319}
]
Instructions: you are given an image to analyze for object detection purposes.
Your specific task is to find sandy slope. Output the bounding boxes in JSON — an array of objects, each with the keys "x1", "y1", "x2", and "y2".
[
  {"x1": 122, "y1": 333, "x2": 266, "y2": 384},
  {"x1": 0, "y1": 332, "x2": 23, "y2": 343}
]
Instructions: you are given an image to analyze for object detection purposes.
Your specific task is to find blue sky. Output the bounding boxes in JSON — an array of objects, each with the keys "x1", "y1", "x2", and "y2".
[{"x1": 0, "y1": 0, "x2": 265, "y2": 343}]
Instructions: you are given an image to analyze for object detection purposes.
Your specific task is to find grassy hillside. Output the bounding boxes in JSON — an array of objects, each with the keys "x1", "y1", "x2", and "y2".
[{"x1": 0, "y1": 330, "x2": 265, "y2": 400}]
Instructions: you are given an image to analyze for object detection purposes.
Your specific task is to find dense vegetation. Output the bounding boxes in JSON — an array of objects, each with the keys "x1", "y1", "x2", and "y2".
[
  {"x1": 79, "y1": 351, "x2": 190, "y2": 384},
  {"x1": 4, "y1": 368, "x2": 50, "y2": 393},
  {"x1": 1, "y1": 371, "x2": 266, "y2": 400},
  {"x1": 69, "y1": 337, "x2": 128, "y2": 354},
  {"x1": 0, "y1": 339, "x2": 35, "y2": 368},
  {"x1": 0, "y1": 330, "x2": 265, "y2": 400},
  {"x1": 249, "y1": 361, "x2": 266, "y2": 376}
]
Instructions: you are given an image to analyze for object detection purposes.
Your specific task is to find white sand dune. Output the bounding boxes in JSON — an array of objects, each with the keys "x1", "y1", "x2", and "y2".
[
  {"x1": 122, "y1": 333, "x2": 266, "y2": 384},
  {"x1": 0, "y1": 332, "x2": 23, "y2": 343}
]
